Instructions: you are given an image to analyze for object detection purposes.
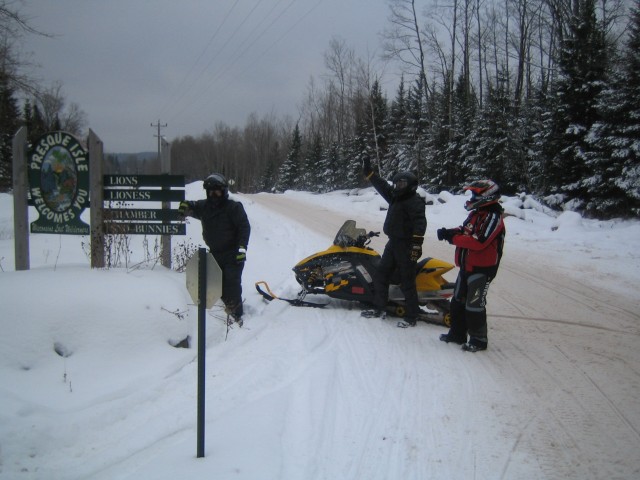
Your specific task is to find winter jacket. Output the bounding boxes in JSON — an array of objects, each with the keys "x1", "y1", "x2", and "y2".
[
  {"x1": 187, "y1": 197, "x2": 250, "y2": 254},
  {"x1": 369, "y1": 174, "x2": 427, "y2": 241},
  {"x1": 451, "y1": 203, "x2": 505, "y2": 272}
]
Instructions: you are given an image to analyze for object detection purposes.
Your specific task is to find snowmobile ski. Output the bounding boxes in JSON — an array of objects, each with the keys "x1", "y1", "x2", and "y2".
[{"x1": 255, "y1": 281, "x2": 328, "y2": 308}]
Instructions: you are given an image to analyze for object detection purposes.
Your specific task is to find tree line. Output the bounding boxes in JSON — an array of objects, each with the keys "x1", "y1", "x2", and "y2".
[
  {"x1": 2, "y1": 0, "x2": 639, "y2": 219},
  {"x1": 170, "y1": 0, "x2": 639, "y2": 218}
]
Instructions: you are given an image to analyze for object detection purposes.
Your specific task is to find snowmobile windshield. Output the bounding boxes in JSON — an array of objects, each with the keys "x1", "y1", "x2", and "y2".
[{"x1": 333, "y1": 220, "x2": 368, "y2": 247}]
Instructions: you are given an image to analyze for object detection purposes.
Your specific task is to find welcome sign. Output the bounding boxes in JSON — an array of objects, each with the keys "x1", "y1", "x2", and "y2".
[{"x1": 28, "y1": 131, "x2": 90, "y2": 235}]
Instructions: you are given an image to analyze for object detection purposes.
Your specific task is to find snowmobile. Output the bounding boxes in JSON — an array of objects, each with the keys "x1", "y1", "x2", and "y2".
[{"x1": 256, "y1": 220, "x2": 455, "y2": 326}]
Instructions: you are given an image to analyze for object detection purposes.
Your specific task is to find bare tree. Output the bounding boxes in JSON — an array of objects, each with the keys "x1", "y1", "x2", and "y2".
[
  {"x1": 1, "y1": 1, "x2": 51, "y2": 93},
  {"x1": 323, "y1": 37, "x2": 356, "y2": 145},
  {"x1": 34, "y1": 81, "x2": 87, "y2": 136},
  {"x1": 382, "y1": 0, "x2": 431, "y2": 102}
]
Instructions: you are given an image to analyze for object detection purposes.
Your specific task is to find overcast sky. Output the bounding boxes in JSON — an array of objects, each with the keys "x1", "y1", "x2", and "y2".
[{"x1": 20, "y1": 0, "x2": 393, "y2": 154}]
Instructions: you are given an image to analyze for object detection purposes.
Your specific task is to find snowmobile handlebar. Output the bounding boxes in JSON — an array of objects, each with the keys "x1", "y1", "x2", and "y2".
[{"x1": 353, "y1": 231, "x2": 379, "y2": 248}]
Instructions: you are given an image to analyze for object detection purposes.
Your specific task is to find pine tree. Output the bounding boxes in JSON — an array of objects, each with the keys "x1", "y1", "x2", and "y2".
[
  {"x1": 0, "y1": 71, "x2": 20, "y2": 191},
  {"x1": 401, "y1": 78, "x2": 429, "y2": 180},
  {"x1": 319, "y1": 142, "x2": 341, "y2": 193},
  {"x1": 304, "y1": 133, "x2": 324, "y2": 192},
  {"x1": 581, "y1": 0, "x2": 640, "y2": 217},
  {"x1": 462, "y1": 72, "x2": 529, "y2": 194},
  {"x1": 544, "y1": 0, "x2": 608, "y2": 209},
  {"x1": 274, "y1": 124, "x2": 302, "y2": 192},
  {"x1": 354, "y1": 80, "x2": 388, "y2": 176},
  {"x1": 385, "y1": 78, "x2": 408, "y2": 175}
]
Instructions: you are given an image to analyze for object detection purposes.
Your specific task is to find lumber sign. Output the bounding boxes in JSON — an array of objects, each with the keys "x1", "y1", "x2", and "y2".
[
  {"x1": 103, "y1": 174, "x2": 186, "y2": 235},
  {"x1": 28, "y1": 132, "x2": 91, "y2": 235}
]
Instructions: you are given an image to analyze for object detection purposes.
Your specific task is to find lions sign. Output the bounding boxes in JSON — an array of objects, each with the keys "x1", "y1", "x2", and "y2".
[{"x1": 28, "y1": 132, "x2": 90, "y2": 235}]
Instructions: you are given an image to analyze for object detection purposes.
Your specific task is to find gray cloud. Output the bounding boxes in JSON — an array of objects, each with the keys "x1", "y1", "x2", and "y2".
[{"x1": 22, "y1": 0, "x2": 389, "y2": 153}]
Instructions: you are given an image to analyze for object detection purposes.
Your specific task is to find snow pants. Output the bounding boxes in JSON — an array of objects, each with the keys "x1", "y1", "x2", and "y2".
[
  {"x1": 212, "y1": 250, "x2": 245, "y2": 318},
  {"x1": 372, "y1": 239, "x2": 420, "y2": 320},
  {"x1": 447, "y1": 268, "x2": 497, "y2": 342}
]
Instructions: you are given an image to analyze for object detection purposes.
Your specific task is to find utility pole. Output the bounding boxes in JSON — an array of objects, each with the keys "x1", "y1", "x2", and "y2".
[
  {"x1": 151, "y1": 120, "x2": 171, "y2": 269},
  {"x1": 151, "y1": 119, "x2": 168, "y2": 164}
]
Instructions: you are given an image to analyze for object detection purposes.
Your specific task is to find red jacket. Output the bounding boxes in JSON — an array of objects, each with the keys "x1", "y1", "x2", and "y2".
[{"x1": 451, "y1": 204, "x2": 505, "y2": 272}]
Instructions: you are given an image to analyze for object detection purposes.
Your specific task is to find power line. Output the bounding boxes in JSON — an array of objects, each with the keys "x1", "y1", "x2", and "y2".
[
  {"x1": 166, "y1": 0, "x2": 268, "y2": 123},
  {"x1": 156, "y1": 0, "x2": 242, "y2": 119},
  {"x1": 180, "y1": 0, "x2": 325, "y2": 125}
]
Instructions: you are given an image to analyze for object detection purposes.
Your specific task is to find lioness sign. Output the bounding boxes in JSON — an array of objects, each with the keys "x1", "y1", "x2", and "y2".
[{"x1": 28, "y1": 132, "x2": 90, "y2": 235}]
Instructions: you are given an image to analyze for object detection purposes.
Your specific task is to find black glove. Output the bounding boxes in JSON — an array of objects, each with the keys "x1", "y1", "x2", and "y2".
[
  {"x1": 437, "y1": 228, "x2": 455, "y2": 244},
  {"x1": 410, "y1": 235, "x2": 423, "y2": 262},
  {"x1": 362, "y1": 156, "x2": 373, "y2": 179},
  {"x1": 178, "y1": 201, "x2": 191, "y2": 216},
  {"x1": 236, "y1": 246, "x2": 247, "y2": 263}
]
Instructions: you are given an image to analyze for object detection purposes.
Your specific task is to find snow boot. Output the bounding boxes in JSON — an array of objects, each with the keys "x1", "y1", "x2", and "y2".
[
  {"x1": 397, "y1": 318, "x2": 417, "y2": 328},
  {"x1": 461, "y1": 337, "x2": 488, "y2": 352},
  {"x1": 361, "y1": 308, "x2": 386, "y2": 319},
  {"x1": 439, "y1": 333, "x2": 466, "y2": 345}
]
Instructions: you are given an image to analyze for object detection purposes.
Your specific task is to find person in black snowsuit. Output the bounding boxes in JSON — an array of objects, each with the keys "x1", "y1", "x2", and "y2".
[
  {"x1": 179, "y1": 173, "x2": 251, "y2": 326},
  {"x1": 361, "y1": 157, "x2": 427, "y2": 328},
  {"x1": 437, "y1": 179, "x2": 505, "y2": 351}
]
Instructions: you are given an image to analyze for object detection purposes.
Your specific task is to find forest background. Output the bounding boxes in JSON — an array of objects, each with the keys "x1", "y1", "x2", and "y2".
[{"x1": 1, "y1": 0, "x2": 639, "y2": 219}]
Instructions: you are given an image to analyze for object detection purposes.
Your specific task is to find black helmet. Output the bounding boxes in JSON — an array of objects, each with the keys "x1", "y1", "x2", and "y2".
[
  {"x1": 392, "y1": 171, "x2": 418, "y2": 197},
  {"x1": 203, "y1": 173, "x2": 228, "y2": 198},
  {"x1": 463, "y1": 179, "x2": 500, "y2": 211}
]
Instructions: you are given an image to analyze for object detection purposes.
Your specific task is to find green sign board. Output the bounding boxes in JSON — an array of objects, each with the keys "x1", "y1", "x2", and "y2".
[
  {"x1": 104, "y1": 222, "x2": 186, "y2": 235},
  {"x1": 28, "y1": 131, "x2": 91, "y2": 235},
  {"x1": 104, "y1": 174, "x2": 185, "y2": 188},
  {"x1": 103, "y1": 189, "x2": 184, "y2": 202},
  {"x1": 102, "y1": 174, "x2": 186, "y2": 235},
  {"x1": 103, "y1": 208, "x2": 184, "y2": 222}
]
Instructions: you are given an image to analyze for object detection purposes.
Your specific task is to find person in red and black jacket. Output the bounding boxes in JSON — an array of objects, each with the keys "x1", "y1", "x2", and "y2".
[{"x1": 437, "y1": 180, "x2": 505, "y2": 352}]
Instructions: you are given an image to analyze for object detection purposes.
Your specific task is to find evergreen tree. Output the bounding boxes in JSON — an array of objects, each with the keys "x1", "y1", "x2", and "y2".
[
  {"x1": 354, "y1": 80, "x2": 388, "y2": 177},
  {"x1": 319, "y1": 142, "x2": 342, "y2": 193},
  {"x1": 26, "y1": 102, "x2": 47, "y2": 145},
  {"x1": 304, "y1": 133, "x2": 324, "y2": 192},
  {"x1": 401, "y1": 78, "x2": 429, "y2": 181},
  {"x1": 0, "y1": 71, "x2": 20, "y2": 191},
  {"x1": 385, "y1": 78, "x2": 408, "y2": 175},
  {"x1": 462, "y1": 72, "x2": 528, "y2": 194},
  {"x1": 544, "y1": 0, "x2": 608, "y2": 209},
  {"x1": 582, "y1": 0, "x2": 640, "y2": 217},
  {"x1": 274, "y1": 124, "x2": 302, "y2": 192}
]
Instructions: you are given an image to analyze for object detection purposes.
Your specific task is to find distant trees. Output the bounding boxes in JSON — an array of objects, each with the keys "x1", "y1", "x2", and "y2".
[
  {"x1": 2, "y1": 0, "x2": 630, "y2": 217},
  {"x1": 168, "y1": 0, "x2": 638, "y2": 219}
]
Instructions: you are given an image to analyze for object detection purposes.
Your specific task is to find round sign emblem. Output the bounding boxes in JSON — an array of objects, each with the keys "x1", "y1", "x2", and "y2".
[{"x1": 28, "y1": 131, "x2": 90, "y2": 235}]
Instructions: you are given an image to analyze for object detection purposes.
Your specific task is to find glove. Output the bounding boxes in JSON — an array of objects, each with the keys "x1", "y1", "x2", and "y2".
[
  {"x1": 436, "y1": 228, "x2": 449, "y2": 241},
  {"x1": 362, "y1": 156, "x2": 373, "y2": 179},
  {"x1": 437, "y1": 228, "x2": 456, "y2": 244},
  {"x1": 178, "y1": 201, "x2": 191, "y2": 216},
  {"x1": 409, "y1": 236, "x2": 423, "y2": 262},
  {"x1": 236, "y1": 246, "x2": 247, "y2": 263}
]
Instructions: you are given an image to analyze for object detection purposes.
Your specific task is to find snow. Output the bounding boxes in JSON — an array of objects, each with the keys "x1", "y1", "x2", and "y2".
[{"x1": 1, "y1": 184, "x2": 639, "y2": 479}]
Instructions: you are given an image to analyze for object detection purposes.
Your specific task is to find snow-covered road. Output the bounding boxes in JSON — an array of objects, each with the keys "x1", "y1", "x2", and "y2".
[{"x1": 248, "y1": 192, "x2": 640, "y2": 479}]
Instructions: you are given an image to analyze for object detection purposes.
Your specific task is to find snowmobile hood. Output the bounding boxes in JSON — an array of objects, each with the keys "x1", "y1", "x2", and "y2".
[{"x1": 294, "y1": 244, "x2": 379, "y2": 268}]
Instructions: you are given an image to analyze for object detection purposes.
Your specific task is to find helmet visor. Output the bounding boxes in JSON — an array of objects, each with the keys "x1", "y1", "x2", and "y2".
[{"x1": 394, "y1": 178, "x2": 409, "y2": 191}]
